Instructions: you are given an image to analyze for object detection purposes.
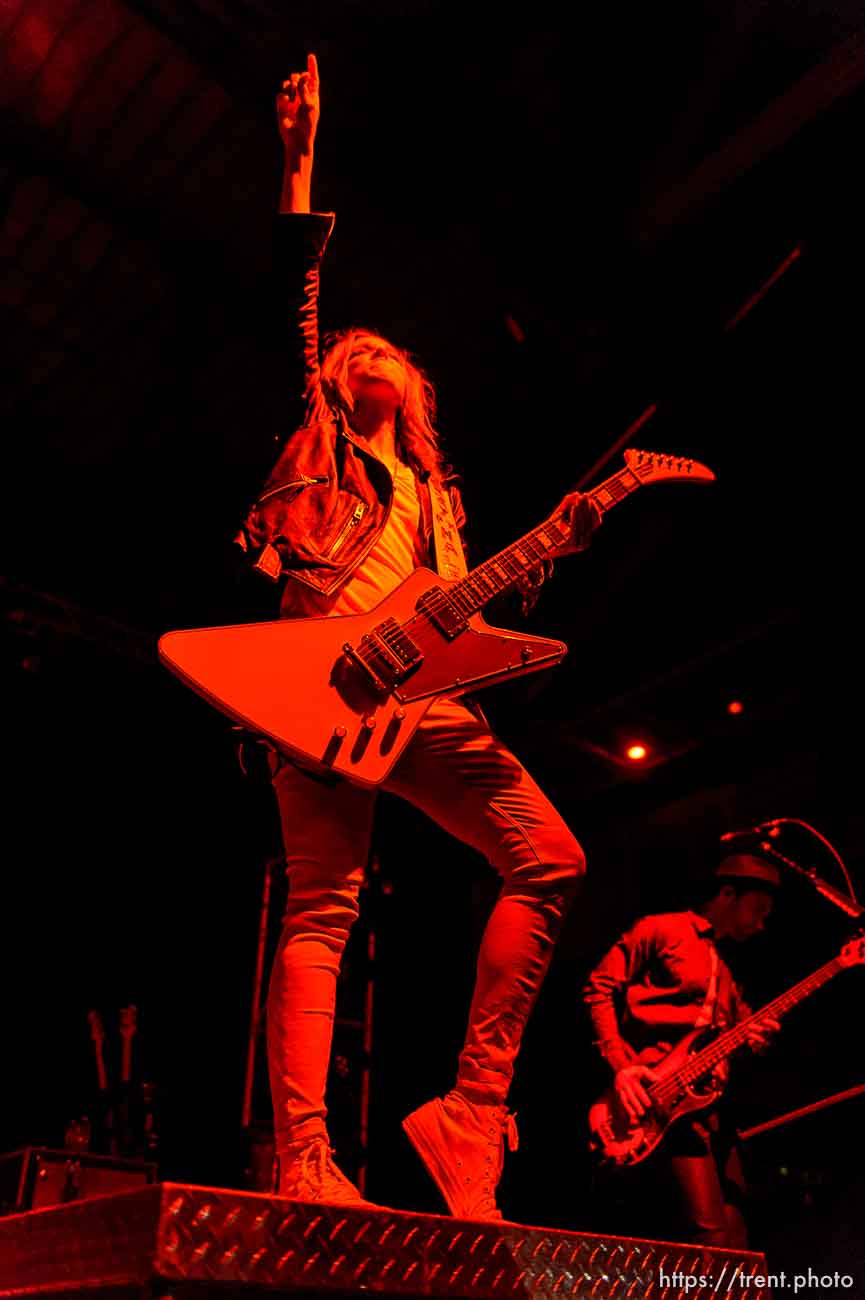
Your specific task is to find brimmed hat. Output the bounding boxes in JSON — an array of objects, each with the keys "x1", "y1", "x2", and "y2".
[{"x1": 716, "y1": 853, "x2": 781, "y2": 888}]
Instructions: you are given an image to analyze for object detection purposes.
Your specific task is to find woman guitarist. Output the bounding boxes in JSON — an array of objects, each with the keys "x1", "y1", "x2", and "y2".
[{"x1": 236, "y1": 53, "x2": 601, "y2": 1218}]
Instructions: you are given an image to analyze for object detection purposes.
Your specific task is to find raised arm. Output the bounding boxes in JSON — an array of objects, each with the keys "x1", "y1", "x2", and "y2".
[
  {"x1": 277, "y1": 53, "x2": 319, "y2": 213},
  {"x1": 269, "y1": 53, "x2": 333, "y2": 433},
  {"x1": 233, "y1": 56, "x2": 331, "y2": 578}
]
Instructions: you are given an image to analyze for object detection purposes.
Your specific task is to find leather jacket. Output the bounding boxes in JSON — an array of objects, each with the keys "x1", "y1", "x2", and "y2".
[{"x1": 235, "y1": 214, "x2": 466, "y2": 613}]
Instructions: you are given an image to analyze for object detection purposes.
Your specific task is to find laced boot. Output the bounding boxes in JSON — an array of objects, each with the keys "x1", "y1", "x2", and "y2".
[
  {"x1": 276, "y1": 1134, "x2": 374, "y2": 1207},
  {"x1": 402, "y1": 1089, "x2": 518, "y2": 1220}
]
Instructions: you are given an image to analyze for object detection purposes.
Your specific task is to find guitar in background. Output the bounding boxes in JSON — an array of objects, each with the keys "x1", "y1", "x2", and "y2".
[
  {"x1": 87, "y1": 1009, "x2": 116, "y2": 1155},
  {"x1": 589, "y1": 936, "x2": 865, "y2": 1168},
  {"x1": 117, "y1": 1005, "x2": 138, "y2": 1157}
]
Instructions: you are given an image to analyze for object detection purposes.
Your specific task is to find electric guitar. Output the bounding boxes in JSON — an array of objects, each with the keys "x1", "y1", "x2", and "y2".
[
  {"x1": 117, "y1": 1005, "x2": 138, "y2": 1157},
  {"x1": 88, "y1": 1009, "x2": 117, "y2": 1154},
  {"x1": 588, "y1": 935, "x2": 865, "y2": 1168},
  {"x1": 159, "y1": 449, "x2": 714, "y2": 787},
  {"x1": 87, "y1": 1010, "x2": 109, "y2": 1094}
]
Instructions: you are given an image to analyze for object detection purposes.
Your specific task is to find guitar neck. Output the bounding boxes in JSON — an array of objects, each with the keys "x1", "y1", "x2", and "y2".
[
  {"x1": 673, "y1": 956, "x2": 844, "y2": 1090},
  {"x1": 93, "y1": 1044, "x2": 108, "y2": 1092},
  {"x1": 446, "y1": 466, "x2": 641, "y2": 617},
  {"x1": 119, "y1": 1006, "x2": 137, "y2": 1084},
  {"x1": 88, "y1": 1012, "x2": 109, "y2": 1092}
]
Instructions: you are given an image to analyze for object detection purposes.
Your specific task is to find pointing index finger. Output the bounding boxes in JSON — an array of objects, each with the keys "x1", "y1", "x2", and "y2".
[{"x1": 307, "y1": 52, "x2": 319, "y2": 87}]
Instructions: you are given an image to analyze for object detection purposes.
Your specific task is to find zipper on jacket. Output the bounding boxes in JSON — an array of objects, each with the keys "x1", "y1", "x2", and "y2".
[
  {"x1": 257, "y1": 473, "x2": 329, "y2": 506},
  {"x1": 327, "y1": 502, "x2": 365, "y2": 558}
]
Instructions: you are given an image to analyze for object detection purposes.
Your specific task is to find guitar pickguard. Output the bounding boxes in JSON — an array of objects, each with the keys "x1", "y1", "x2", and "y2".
[
  {"x1": 158, "y1": 569, "x2": 567, "y2": 786},
  {"x1": 395, "y1": 612, "x2": 566, "y2": 702}
]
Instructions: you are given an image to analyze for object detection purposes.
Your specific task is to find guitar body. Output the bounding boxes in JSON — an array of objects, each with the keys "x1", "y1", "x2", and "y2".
[
  {"x1": 588, "y1": 1031, "x2": 725, "y2": 1168},
  {"x1": 158, "y1": 567, "x2": 566, "y2": 787}
]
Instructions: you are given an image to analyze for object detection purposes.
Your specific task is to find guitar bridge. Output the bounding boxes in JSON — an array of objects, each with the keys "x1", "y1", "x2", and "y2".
[{"x1": 343, "y1": 618, "x2": 423, "y2": 693}]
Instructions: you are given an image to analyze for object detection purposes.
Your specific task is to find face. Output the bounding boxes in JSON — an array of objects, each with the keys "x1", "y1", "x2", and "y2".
[
  {"x1": 724, "y1": 888, "x2": 774, "y2": 941},
  {"x1": 345, "y1": 335, "x2": 406, "y2": 406}
]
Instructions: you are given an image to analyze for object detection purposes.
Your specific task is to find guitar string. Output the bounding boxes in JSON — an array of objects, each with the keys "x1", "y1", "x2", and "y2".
[
  {"x1": 361, "y1": 467, "x2": 638, "y2": 667},
  {"x1": 650, "y1": 969, "x2": 831, "y2": 1108},
  {"x1": 649, "y1": 957, "x2": 844, "y2": 1108},
  {"x1": 672, "y1": 960, "x2": 842, "y2": 1086},
  {"x1": 358, "y1": 470, "x2": 652, "y2": 677},
  {"x1": 358, "y1": 518, "x2": 570, "y2": 669},
  {"x1": 355, "y1": 460, "x2": 699, "y2": 684}
]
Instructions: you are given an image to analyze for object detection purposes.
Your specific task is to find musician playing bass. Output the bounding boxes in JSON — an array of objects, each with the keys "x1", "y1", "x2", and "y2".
[
  {"x1": 236, "y1": 53, "x2": 601, "y2": 1218},
  {"x1": 582, "y1": 854, "x2": 781, "y2": 1247}
]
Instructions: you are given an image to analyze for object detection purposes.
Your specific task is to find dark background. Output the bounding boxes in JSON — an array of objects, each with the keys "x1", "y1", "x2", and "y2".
[{"x1": 3, "y1": 0, "x2": 865, "y2": 1281}]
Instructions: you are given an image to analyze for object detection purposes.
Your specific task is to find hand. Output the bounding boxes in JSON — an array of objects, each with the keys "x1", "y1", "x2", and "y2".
[
  {"x1": 276, "y1": 52, "x2": 320, "y2": 158},
  {"x1": 744, "y1": 1015, "x2": 780, "y2": 1054},
  {"x1": 614, "y1": 1064, "x2": 659, "y2": 1124},
  {"x1": 547, "y1": 491, "x2": 602, "y2": 555}
]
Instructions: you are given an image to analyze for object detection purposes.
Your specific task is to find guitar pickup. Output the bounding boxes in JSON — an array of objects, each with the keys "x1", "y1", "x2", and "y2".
[
  {"x1": 416, "y1": 588, "x2": 467, "y2": 640},
  {"x1": 343, "y1": 618, "x2": 423, "y2": 693}
]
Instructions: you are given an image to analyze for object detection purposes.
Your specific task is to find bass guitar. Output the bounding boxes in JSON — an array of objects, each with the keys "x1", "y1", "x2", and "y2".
[
  {"x1": 159, "y1": 448, "x2": 713, "y2": 787},
  {"x1": 588, "y1": 935, "x2": 865, "y2": 1168}
]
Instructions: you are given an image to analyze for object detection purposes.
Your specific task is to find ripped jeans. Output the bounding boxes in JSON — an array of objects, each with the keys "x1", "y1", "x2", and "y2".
[{"x1": 267, "y1": 697, "x2": 585, "y2": 1151}]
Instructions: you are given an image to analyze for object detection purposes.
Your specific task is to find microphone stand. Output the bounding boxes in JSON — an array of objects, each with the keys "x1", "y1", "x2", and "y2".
[
  {"x1": 240, "y1": 854, "x2": 281, "y2": 1192},
  {"x1": 754, "y1": 840, "x2": 864, "y2": 921},
  {"x1": 241, "y1": 855, "x2": 280, "y2": 1133}
]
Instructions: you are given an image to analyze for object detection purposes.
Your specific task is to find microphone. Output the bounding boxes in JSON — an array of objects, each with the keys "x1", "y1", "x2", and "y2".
[{"x1": 720, "y1": 819, "x2": 783, "y2": 843}]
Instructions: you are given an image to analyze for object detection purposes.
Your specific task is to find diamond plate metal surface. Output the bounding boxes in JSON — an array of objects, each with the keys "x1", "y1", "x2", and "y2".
[{"x1": 0, "y1": 1182, "x2": 771, "y2": 1299}]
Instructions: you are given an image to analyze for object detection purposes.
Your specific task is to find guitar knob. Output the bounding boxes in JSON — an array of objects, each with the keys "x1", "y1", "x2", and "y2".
[
  {"x1": 333, "y1": 725, "x2": 347, "y2": 739},
  {"x1": 392, "y1": 708, "x2": 406, "y2": 722},
  {"x1": 362, "y1": 715, "x2": 377, "y2": 731}
]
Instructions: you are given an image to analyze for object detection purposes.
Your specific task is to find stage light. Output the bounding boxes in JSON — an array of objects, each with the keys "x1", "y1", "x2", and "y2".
[
  {"x1": 626, "y1": 743, "x2": 648, "y2": 761},
  {"x1": 727, "y1": 700, "x2": 744, "y2": 715}
]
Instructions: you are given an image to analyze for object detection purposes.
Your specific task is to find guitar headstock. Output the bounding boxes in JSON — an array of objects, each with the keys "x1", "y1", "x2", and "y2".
[
  {"x1": 839, "y1": 936, "x2": 865, "y2": 968},
  {"x1": 624, "y1": 448, "x2": 716, "y2": 484}
]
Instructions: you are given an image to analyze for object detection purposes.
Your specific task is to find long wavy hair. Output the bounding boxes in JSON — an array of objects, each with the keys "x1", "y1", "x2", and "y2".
[{"x1": 320, "y1": 328, "x2": 451, "y2": 483}]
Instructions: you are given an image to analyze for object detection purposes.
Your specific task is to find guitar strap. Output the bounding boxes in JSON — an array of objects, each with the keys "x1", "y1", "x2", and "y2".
[
  {"x1": 694, "y1": 943, "x2": 720, "y2": 1029},
  {"x1": 427, "y1": 478, "x2": 468, "y2": 581}
]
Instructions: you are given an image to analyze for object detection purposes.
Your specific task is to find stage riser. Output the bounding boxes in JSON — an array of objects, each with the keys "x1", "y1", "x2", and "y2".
[{"x1": 0, "y1": 1182, "x2": 771, "y2": 1300}]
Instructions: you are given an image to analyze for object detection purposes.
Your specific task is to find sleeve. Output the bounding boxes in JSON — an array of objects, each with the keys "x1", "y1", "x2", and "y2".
[
  {"x1": 271, "y1": 212, "x2": 336, "y2": 435},
  {"x1": 232, "y1": 214, "x2": 336, "y2": 577},
  {"x1": 234, "y1": 428, "x2": 330, "y2": 582},
  {"x1": 582, "y1": 917, "x2": 658, "y2": 1074}
]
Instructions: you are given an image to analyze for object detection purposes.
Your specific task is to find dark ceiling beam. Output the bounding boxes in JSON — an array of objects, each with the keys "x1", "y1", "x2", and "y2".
[
  {"x1": 0, "y1": 129, "x2": 270, "y2": 328},
  {"x1": 634, "y1": 25, "x2": 865, "y2": 246},
  {"x1": 122, "y1": 0, "x2": 277, "y2": 114},
  {"x1": 4, "y1": 576, "x2": 155, "y2": 663},
  {"x1": 636, "y1": 1, "x2": 766, "y2": 202},
  {"x1": 0, "y1": 0, "x2": 272, "y2": 278},
  {"x1": 527, "y1": 607, "x2": 801, "y2": 744}
]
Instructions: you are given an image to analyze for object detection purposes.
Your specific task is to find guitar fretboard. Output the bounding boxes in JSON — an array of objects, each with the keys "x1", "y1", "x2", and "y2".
[
  {"x1": 443, "y1": 466, "x2": 642, "y2": 618},
  {"x1": 657, "y1": 957, "x2": 843, "y2": 1097}
]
